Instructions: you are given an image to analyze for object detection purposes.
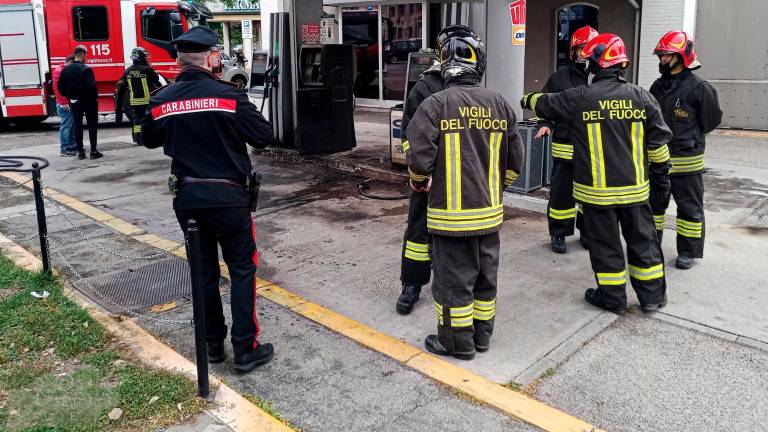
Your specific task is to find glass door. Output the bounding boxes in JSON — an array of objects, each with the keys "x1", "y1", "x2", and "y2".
[
  {"x1": 342, "y1": 6, "x2": 380, "y2": 100},
  {"x1": 381, "y1": 2, "x2": 422, "y2": 102}
]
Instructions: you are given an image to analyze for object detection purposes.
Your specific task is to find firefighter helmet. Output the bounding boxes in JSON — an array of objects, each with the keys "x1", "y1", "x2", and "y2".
[
  {"x1": 653, "y1": 31, "x2": 700, "y2": 69},
  {"x1": 130, "y1": 47, "x2": 149, "y2": 61},
  {"x1": 570, "y1": 25, "x2": 599, "y2": 49},
  {"x1": 438, "y1": 25, "x2": 486, "y2": 82},
  {"x1": 582, "y1": 33, "x2": 629, "y2": 69}
]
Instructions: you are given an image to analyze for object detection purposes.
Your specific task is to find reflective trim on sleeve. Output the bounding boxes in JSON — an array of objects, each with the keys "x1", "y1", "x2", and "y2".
[
  {"x1": 670, "y1": 154, "x2": 704, "y2": 174},
  {"x1": 648, "y1": 144, "x2": 671, "y2": 163},
  {"x1": 548, "y1": 207, "x2": 577, "y2": 220}
]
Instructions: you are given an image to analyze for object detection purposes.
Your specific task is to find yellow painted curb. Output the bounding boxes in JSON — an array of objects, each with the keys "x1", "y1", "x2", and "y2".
[
  {"x1": 0, "y1": 231, "x2": 293, "y2": 432},
  {"x1": 0, "y1": 172, "x2": 605, "y2": 432}
]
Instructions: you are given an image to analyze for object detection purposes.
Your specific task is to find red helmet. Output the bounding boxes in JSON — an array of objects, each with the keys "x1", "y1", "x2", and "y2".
[
  {"x1": 570, "y1": 25, "x2": 599, "y2": 49},
  {"x1": 653, "y1": 31, "x2": 700, "y2": 69},
  {"x1": 583, "y1": 33, "x2": 629, "y2": 69}
]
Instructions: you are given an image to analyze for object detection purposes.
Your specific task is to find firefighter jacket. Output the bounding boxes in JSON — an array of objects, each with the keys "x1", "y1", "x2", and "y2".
[
  {"x1": 540, "y1": 63, "x2": 588, "y2": 161},
  {"x1": 531, "y1": 69, "x2": 673, "y2": 208},
  {"x1": 118, "y1": 62, "x2": 162, "y2": 106},
  {"x1": 57, "y1": 61, "x2": 97, "y2": 102},
  {"x1": 406, "y1": 81, "x2": 525, "y2": 237},
  {"x1": 401, "y1": 65, "x2": 444, "y2": 153},
  {"x1": 650, "y1": 69, "x2": 722, "y2": 175},
  {"x1": 142, "y1": 67, "x2": 273, "y2": 210}
]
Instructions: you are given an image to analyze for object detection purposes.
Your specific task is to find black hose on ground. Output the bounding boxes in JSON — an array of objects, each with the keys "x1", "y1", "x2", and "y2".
[{"x1": 357, "y1": 179, "x2": 411, "y2": 200}]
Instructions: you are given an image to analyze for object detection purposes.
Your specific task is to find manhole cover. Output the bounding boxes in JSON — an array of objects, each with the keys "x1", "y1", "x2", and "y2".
[
  {"x1": 74, "y1": 257, "x2": 192, "y2": 314},
  {"x1": 49, "y1": 223, "x2": 113, "y2": 245}
]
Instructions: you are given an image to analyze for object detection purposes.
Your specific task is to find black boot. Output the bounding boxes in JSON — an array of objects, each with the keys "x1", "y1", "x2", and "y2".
[
  {"x1": 233, "y1": 343, "x2": 274, "y2": 373},
  {"x1": 207, "y1": 340, "x2": 226, "y2": 363},
  {"x1": 584, "y1": 288, "x2": 626, "y2": 316},
  {"x1": 675, "y1": 255, "x2": 693, "y2": 270},
  {"x1": 396, "y1": 284, "x2": 421, "y2": 315},
  {"x1": 77, "y1": 151, "x2": 86, "y2": 160},
  {"x1": 473, "y1": 337, "x2": 490, "y2": 353},
  {"x1": 550, "y1": 236, "x2": 566, "y2": 254},
  {"x1": 424, "y1": 335, "x2": 475, "y2": 361},
  {"x1": 641, "y1": 294, "x2": 668, "y2": 313},
  {"x1": 90, "y1": 150, "x2": 103, "y2": 160}
]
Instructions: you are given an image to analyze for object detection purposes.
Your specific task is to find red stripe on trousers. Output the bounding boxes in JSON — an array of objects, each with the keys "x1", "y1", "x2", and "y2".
[{"x1": 251, "y1": 216, "x2": 261, "y2": 346}]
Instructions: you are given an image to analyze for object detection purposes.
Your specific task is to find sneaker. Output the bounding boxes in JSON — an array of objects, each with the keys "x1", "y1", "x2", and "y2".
[
  {"x1": 77, "y1": 151, "x2": 86, "y2": 160},
  {"x1": 59, "y1": 149, "x2": 77, "y2": 157},
  {"x1": 550, "y1": 236, "x2": 566, "y2": 254},
  {"x1": 233, "y1": 343, "x2": 274, "y2": 373},
  {"x1": 90, "y1": 151, "x2": 103, "y2": 160},
  {"x1": 207, "y1": 341, "x2": 226, "y2": 364},
  {"x1": 675, "y1": 256, "x2": 693, "y2": 270},
  {"x1": 584, "y1": 288, "x2": 626, "y2": 316},
  {"x1": 424, "y1": 335, "x2": 475, "y2": 360},
  {"x1": 396, "y1": 284, "x2": 421, "y2": 315}
]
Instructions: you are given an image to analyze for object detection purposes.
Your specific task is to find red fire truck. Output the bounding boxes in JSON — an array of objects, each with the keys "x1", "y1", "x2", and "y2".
[{"x1": 0, "y1": 0, "x2": 214, "y2": 126}]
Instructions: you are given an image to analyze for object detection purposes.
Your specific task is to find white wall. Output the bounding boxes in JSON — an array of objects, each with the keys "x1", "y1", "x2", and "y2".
[{"x1": 637, "y1": 0, "x2": 697, "y2": 90}]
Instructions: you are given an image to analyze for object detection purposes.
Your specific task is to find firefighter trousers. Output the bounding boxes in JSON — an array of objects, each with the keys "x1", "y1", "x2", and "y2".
[
  {"x1": 651, "y1": 173, "x2": 705, "y2": 258},
  {"x1": 400, "y1": 191, "x2": 432, "y2": 286},
  {"x1": 131, "y1": 104, "x2": 148, "y2": 145},
  {"x1": 548, "y1": 159, "x2": 585, "y2": 238},
  {"x1": 175, "y1": 207, "x2": 261, "y2": 355},
  {"x1": 432, "y1": 232, "x2": 499, "y2": 356},
  {"x1": 583, "y1": 204, "x2": 666, "y2": 310}
]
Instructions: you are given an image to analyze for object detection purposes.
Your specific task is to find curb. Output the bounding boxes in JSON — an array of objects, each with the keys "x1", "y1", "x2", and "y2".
[
  {"x1": 0, "y1": 230, "x2": 293, "y2": 432},
  {"x1": 0, "y1": 171, "x2": 602, "y2": 432}
]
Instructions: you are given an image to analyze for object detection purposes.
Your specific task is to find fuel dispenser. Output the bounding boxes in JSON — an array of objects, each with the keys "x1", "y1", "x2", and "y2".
[
  {"x1": 390, "y1": 50, "x2": 438, "y2": 167},
  {"x1": 266, "y1": 0, "x2": 356, "y2": 155}
]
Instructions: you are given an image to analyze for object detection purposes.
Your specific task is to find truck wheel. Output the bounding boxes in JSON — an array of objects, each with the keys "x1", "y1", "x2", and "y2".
[{"x1": 232, "y1": 75, "x2": 247, "y2": 89}]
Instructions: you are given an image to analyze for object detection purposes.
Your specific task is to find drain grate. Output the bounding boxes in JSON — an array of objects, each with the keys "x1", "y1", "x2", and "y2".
[
  {"x1": 74, "y1": 257, "x2": 192, "y2": 314},
  {"x1": 49, "y1": 223, "x2": 114, "y2": 245}
]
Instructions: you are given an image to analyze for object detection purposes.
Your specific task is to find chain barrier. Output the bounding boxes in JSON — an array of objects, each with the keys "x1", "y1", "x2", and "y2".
[{"x1": 48, "y1": 237, "x2": 193, "y2": 326}]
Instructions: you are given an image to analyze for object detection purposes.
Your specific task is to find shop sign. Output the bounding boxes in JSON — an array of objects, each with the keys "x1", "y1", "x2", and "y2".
[
  {"x1": 301, "y1": 24, "x2": 321, "y2": 44},
  {"x1": 509, "y1": 0, "x2": 526, "y2": 45}
]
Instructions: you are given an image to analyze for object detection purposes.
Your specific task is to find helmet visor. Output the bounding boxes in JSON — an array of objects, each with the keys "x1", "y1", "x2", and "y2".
[{"x1": 439, "y1": 38, "x2": 477, "y2": 64}]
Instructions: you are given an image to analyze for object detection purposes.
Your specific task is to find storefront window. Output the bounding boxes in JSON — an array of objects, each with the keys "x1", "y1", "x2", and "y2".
[
  {"x1": 556, "y1": 5, "x2": 599, "y2": 70},
  {"x1": 382, "y1": 2, "x2": 421, "y2": 101}
]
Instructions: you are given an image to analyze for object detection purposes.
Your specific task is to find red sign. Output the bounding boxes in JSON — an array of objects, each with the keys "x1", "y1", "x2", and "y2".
[
  {"x1": 301, "y1": 24, "x2": 321, "y2": 44},
  {"x1": 509, "y1": 0, "x2": 526, "y2": 25}
]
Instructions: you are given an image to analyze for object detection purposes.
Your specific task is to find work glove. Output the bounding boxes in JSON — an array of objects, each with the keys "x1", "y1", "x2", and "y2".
[
  {"x1": 520, "y1": 92, "x2": 539, "y2": 110},
  {"x1": 648, "y1": 161, "x2": 672, "y2": 212},
  {"x1": 410, "y1": 178, "x2": 431, "y2": 193}
]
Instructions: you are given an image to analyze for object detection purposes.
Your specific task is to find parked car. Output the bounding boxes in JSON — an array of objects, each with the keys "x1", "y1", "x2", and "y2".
[
  {"x1": 219, "y1": 52, "x2": 249, "y2": 89},
  {"x1": 384, "y1": 39, "x2": 420, "y2": 64}
]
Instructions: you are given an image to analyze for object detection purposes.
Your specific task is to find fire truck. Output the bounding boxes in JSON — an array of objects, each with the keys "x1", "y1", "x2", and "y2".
[{"x1": 0, "y1": 0, "x2": 213, "y2": 126}]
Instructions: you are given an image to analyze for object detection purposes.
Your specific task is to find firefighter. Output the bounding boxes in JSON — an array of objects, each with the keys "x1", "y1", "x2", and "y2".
[
  {"x1": 649, "y1": 31, "x2": 722, "y2": 270},
  {"x1": 117, "y1": 47, "x2": 162, "y2": 146},
  {"x1": 142, "y1": 26, "x2": 275, "y2": 373},
  {"x1": 521, "y1": 34, "x2": 673, "y2": 315},
  {"x1": 407, "y1": 26, "x2": 524, "y2": 359},
  {"x1": 537, "y1": 25, "x2": 598, "y2": 253},
  {"x1": 395, "y1": 34, "x2": 446, "y2": 315}
]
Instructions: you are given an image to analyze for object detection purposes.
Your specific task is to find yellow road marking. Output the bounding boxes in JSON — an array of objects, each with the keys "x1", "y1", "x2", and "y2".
[{"x1": 0, "y1": 172, "x2": 604, "y2": 432}]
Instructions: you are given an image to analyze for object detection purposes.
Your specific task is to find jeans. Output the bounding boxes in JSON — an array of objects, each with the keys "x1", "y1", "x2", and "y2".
[
  {"x1": 56, "y1": 104, "x2": 74, "y2": 151},
  {"x1": 70, "y1": 99, "x2": 98, "y2": 154}
]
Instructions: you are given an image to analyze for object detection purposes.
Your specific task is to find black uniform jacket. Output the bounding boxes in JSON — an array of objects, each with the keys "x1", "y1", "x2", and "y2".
[
  {"x1": 58, "y1": 61, "x2": 97, "y2": 102},
  {"x1": 401, "y1": 65, "x2": 444, "y2": 152},
  {"x1": 406, "y1": 81, "x2": 524, "y2": 237},
  {"x1": 143, "y1": 67, "x2": 273, "y2": 210},
  {"x1": 118, "y1": 62, "x2": 161, "y2": 106},
  {"x1": 540, "y1": 64, "x2": 588, "y2": 161},
  {"x1": 532, "y1": 69, "x2": 673, "y2": 208},
  {"x1": 650, "y1": 69, "x2": 722, "y2": 175}
]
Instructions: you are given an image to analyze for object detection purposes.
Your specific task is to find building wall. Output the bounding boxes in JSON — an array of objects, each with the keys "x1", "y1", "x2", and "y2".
[
  {"x1": 637, "y1": 0, "x2": 696, "y2": 90},
  {"x1": 524, "y1": 0, "x2": 637, "y2": 94}
]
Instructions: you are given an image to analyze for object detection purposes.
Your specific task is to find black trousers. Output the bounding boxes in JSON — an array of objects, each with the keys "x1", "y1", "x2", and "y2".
[
  {"x1": 651, "y1": 173, "x2": 705, "y2": 258},
  {"x1": 400, "y1": 191, "x2": 431, "y2": 286},
  {"x1": 432, "y1": 232, "x2": 499, "y2": 355},
  {"x1": 71, "y1": 99, "x2": 98, "y2": 154},
  {"x1": 548, "y1": 159, "x2": 585, "y2": 238},
  {"x1": 176, "y1": 207, "x2": 261, "y2": 355},
  {"x1": 131, "y1": 104, "x2": 147, "y2": 145},
  {"x1": 583, "y1": 204, "x2": 666, "y2": 310}
]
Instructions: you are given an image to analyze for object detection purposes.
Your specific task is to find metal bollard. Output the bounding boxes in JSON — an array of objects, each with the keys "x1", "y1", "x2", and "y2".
[
  {"x1": 31, "y1": 163, "x2": 51, "y2": 273},
  {"x1": 186, "y1": 219, "x2": 210, "y2": 399}
]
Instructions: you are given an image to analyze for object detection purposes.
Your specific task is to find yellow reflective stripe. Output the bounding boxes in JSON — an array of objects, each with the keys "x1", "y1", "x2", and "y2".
[
  {"x1": 628, "y1": 263, "x2": 664, "y2": 281},
  {"x1": 670, "y1": 154, "x2": 704, "y2": 173},
  {"x1": 473, "y1": 298, "x2": 495, "y2": 308},
  {"x1": 587, "y1": 123, "x2": 606, "y2": 188},
  {"x1": 132, "y1": 125, "x2": 142, "y2": 132},
  {"x1": 404, "y1": 241, "x2": 430, "y2": 261},
  {"x1": 505, "y1": 170, "x2": 519, "y2": 185},
  {"x1": 448, "y1": 303, "x2": 474, "y2": 327},
  {"x1": 574, "y1": 190, "x2": 649, "y2": 206},
  {"x1": 427, "y1": 214, "x2": 504, "y2": 232},
  {"x1": 530, "y1": 93, "x2": 542, "y2": 110},
  {"x1": 552, "y1": 142, "x2": 574, "y2": 160},
  {"x1": 676, "y1": 218, "x2": 703, "y2": 238},
  {"x1": 676, "y1": 218, "x2": 702, "y2": 229},
  {"x1": 552, "y1": 151, "x2": 573, "y2": 160},
  {"x1": 648, "y1": 144, "x2": 670, "y2": 163},
  {"x1": 549, "y1": 207, "x2": 577, "y2": 220},
  {"x1": 402, "y1": 140, "x2": 410, "y2": 153},
  {"x1": 596, "y1": 271, "x2": 627, "y2": 286},
  {"x1": 677, "y1": 228, "x2": 702, "y2": 238},
  {"x1": 434, "y1": 302, "x2": 444, "y2": 325},
  {"x1": 450, "y1": 304, "x2": 473, "y2": 316},
  {"x1": 404, "y1": 250, "x2": 430, "y2": 261},
  {"x1": 631, "y1": 122, "x2": 645, "y2": 185},
  {"x1": 128, "y1": 78, "x2": 150, "y2": 105},
  {"x1": 405, "y1": 241, "x2": 428, "y2": 252},
  {"x1": 552, "y1": 142, "x2": 573, "y2": 151},
  {"x1": 428, "y1": 205, "x2": 503, "y2": 219},
  {"x1": 445, "y1": 133, "x2": 463, "y2": 211},
  {"x1": 455, "y1": 134, "x2": 462, "y2": 210},
  {"x1": 408, "y1": 167, "x2": 429, "y2": 182},
  {"x1": 451, "y1": 317, "x2": 474, "y2": 327},
  {"x1": 653, "y1": 214, "x2": 666, "y2": 230},
  {"x1": 473, "y1": 309, "x2": 496, "y2": 321},
  {"x1": 473, "y1": 298, "x2": 496, "y2": 320},
  {"x1": 488, "y1": 132, "x2": 501, "y2": 206},
  {"x1": 572, "y1": 181, "x2": 650, "y2": 206}
]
